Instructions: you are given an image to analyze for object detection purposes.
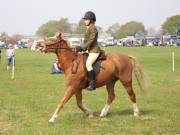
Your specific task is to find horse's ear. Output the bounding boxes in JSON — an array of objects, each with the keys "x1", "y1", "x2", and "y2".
[{"x1": 55, "y1": 32, "x2": 62, "y2": 39}]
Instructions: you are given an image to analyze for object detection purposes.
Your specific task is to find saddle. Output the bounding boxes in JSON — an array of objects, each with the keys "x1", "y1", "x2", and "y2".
[{"x1": 83, "y1": 51, "x2": 106, "y2": 76}]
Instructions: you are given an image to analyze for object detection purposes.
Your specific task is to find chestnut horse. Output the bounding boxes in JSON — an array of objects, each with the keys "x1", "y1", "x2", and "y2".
[{"x1": 37, "y1": 34, "x2": 146, "y2": 123}]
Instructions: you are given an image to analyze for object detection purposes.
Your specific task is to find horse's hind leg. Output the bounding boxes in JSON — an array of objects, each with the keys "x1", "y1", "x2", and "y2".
[
  {"x1": 121, "y1": 80, "x2": 139, "y2": 116},
  {"x1": 75, "y1": 91, "x2": 94, "y2": 118},
  {"x1": 100, "y1": 81, "x2": 116, "y2": 117}
]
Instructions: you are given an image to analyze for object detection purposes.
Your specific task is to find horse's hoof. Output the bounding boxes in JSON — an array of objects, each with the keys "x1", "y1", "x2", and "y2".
[
  {"x1": 100, "y1": 111, "x2": 108, "y2": 117},
  {"x1": 100, "y1": 111, "x2": 109, "y2": 117},
  {"x1": 100, "y1": 114, "x2": 106, "y2": 117},
  {"x1": 134, "y1": 112, "x2": 140, "y2": 117},
  {"x1": 49, "y1": 119, "x2": 55, "y2": 123}
]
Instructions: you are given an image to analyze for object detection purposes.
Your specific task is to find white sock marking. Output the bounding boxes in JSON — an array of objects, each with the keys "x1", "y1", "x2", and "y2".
[
  {"x1": 133, "y1": 103, "x2": 139, "y2": 116},
  {"x1": 100, "y1": 104, "x2": 110, "y2": 117}
]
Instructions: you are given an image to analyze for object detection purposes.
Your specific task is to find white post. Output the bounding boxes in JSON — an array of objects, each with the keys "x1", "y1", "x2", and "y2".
[
  {"x1": 172, "y1": 52, "x2": 174, "y2": 72},
  {"x1": 11, "y1": 57, "x2": 15, "y2": 79}
]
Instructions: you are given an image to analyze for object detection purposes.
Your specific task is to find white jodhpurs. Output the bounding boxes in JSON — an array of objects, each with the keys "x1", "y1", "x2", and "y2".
[{"x1": 86, "y1": 53, "x2": 99, "y2": 71}]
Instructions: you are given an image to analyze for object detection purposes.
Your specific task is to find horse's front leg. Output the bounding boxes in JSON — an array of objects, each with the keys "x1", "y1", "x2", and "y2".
[
  {"x1": 49, "y1": 86, "x2": 75, "y2": 123},
  {"x1": 75, "y1": 91, "x2": 94, "y2": 118}
]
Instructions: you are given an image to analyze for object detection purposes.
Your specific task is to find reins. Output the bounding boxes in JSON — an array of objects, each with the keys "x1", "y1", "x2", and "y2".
[
  {"x1": 46, "y1": 40, "x2": 74, "y2": 51},
  {"x1": 45, "y1": 39, "x2": 78, "y2": 60}
]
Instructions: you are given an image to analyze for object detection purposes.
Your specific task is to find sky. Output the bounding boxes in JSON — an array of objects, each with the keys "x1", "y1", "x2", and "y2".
[{"x1": 0, "y1": 0, "x2": 179, "y2": 35}]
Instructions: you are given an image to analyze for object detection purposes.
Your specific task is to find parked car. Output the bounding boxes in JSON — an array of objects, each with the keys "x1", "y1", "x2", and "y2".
[
  {"x1": 0, "y1": 44, "x2": 7, "y2": 49},
  {"x1": 105, "y1": 37, "x2": 114, "y2": 46},
  {"x1": 176, "y1": 39, "x2": 180, "y2": 46},
  {"x1": 98, "y1": 41, "x2": 106, "y2": 47},
  {"x1": 116, "y1": 40, "x2": 123, "y2": 46},
  {"x1": 0, "y1": 44, "x2": 5, "y2": 49},
  {"x1": 68, "y1": 38, "x2": 82, "y2": 47},
  {"x1": 17, "y1": 44, "x2": 28, "y2": 48}
]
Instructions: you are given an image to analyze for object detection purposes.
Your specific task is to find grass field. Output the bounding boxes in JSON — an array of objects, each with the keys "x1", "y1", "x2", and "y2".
[{"x1": 0, "y1": 47, "x2": 180, "y2": 135}]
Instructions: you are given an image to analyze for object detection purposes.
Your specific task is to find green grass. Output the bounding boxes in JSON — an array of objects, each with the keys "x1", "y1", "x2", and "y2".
[{"x1": 0, "y1": 47, "x2": 180, "y2": 135}]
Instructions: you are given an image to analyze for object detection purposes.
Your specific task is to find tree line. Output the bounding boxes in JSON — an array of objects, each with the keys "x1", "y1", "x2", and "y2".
[
  {"x1": 0, "y1": 32, "x2": 23, "y2": 45},
  {"x1": 1, "y1": 15, "x2": 180, "y2": 45},
  {"x1": 36, "y1": 15, "x2": 180, "y2": 39}
]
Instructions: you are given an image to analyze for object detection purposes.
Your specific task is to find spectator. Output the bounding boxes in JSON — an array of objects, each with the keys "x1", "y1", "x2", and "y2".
[
  {"x1": 6, "y1": 44, "x2": 15, "y2": 70},
  {"x1": 51, "y1": 59, "x2": 63, "y2": 74},
  {"x1": 31, "y1": 41, "x2": 37, "y2": 51}
]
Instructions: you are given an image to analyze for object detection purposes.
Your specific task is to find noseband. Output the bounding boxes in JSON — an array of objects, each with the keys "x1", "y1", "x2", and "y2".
[{"x1": 44, "y1": 39, "x2": 78, "y2": 62}]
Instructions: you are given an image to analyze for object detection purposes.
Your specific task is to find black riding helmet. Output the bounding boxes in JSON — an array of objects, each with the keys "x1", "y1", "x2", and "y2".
[{"x1": 83, "y1": 11, "x2": 96, "y2": 22}]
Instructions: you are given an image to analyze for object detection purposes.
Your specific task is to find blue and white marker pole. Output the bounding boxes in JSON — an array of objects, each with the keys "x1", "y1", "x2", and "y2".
[{"x1": 11, "y1": 56, "x2": 15, "y2": 79}]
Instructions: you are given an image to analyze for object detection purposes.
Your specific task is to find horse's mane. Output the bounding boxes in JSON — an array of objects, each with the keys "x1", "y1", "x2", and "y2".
[
  {"x1": 59, "y1": 38, "x2": 72, "y2": 49},
  {"x1": 64, "y1": 40, "x2": 72, "y2": 48}
]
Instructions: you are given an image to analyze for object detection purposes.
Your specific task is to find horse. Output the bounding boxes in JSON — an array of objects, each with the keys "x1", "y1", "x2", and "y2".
[{"x1": 37, "y1": 33, "x2": 146, "y2": 123}]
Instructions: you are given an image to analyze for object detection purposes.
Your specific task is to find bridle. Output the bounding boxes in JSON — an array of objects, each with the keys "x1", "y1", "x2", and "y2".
[
  {"x1": 42, "y1": 39, "x2": 78, "y2": 60},
  {"x1": 44, "y1": 39, "x2": 74, "y2": 51}
]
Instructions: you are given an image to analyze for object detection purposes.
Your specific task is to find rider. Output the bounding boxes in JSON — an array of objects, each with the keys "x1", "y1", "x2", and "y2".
[{"x1": 75, "y1": 11, "x2": 101, "y2": 91}]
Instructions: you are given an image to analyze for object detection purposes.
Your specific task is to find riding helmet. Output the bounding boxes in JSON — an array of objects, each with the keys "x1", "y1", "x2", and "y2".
[{"x1": 83, "y1": 11, "x2": 96, "y2": 22}]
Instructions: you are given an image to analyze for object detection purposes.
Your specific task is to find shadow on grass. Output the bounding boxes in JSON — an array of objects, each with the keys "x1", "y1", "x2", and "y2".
[
  {"x1": 68, "y1": 109, "x2": 156, "y2": 119},
  {"x1": 98, "y1": 109, "x2": 156, "y2": 117}
]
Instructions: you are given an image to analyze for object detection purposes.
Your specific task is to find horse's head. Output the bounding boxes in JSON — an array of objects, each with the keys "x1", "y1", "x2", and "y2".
[
  {"x1": 37, "y1": 38, "x2": 59, "y2": 53},
  {"x1": 37, "y1": 32, "x2": 64, "y2": 53}
]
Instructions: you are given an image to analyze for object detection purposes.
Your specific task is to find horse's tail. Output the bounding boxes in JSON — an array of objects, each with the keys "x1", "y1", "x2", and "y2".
[{"x1": 129, "y1": 56, "x2": 147, "y2": 92}]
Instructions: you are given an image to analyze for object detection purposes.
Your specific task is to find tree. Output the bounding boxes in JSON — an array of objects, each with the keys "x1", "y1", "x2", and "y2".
[
  {"x1": 116, "y1": 21, "x2": 146, "y2": 39},
  {"x1": 147, "y1": 27, "x2": 157, "y2": 36},
  {"x1": 12, "y1": 34, "x2": 23, "y2": 42},
  {"x1": 74, "y1": 19, "x2": 103, "y2": 35},
  {"x1": 106, "y1": 23, "x2": 120, "y2": 38},
  {"x1": 36, "y1": 18, "x2": 72, "y2": 37},
  {"x1": 0, "y1": 32, "x2": 8, "y2": 42},
  {"x1": 0, "y1": 33, "x2": 23, "y2": 45},
  {"x1": 74, "y1": 20, "x2": 86, "y2": 34},
  {"x1": 6, "y1": 37, "x2": 17, "y2": 45},
  {"x1": 161, "y1": 15, "x2": 180, "y2": 35},
  {"x1": 96, "y1": 26, "x2": 103, "y2": 34}
]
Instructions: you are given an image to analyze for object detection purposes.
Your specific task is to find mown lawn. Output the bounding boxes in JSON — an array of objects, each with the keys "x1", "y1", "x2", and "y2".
[{"x1": 0, "y1": 47, "x2": 180, "y2": 135}]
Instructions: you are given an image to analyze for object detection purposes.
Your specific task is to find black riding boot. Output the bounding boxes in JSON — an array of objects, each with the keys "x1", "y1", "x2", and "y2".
[{"x1": 87, "y1": 70, "x2": 96, "y2": 91}]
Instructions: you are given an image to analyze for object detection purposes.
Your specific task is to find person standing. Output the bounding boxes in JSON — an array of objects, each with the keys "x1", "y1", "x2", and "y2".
[{"x1": 6, "y1": 44, "x2": 15, "y2": 70}]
